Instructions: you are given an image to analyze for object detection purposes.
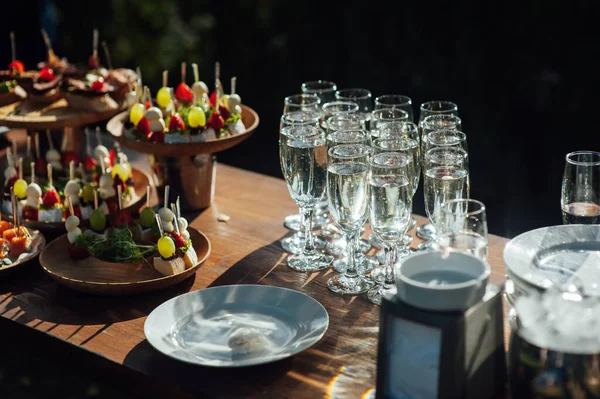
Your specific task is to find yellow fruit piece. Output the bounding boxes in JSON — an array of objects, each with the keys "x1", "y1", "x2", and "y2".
[
  {"x1": 129, "y1": 103, "x2": 145, "y2": 126},
  {"x1": 14, "y1": 179, "x2": 27, "y2": 199},
  {"x1": 158, "y1": 236, "x2": 176, "y2": 258},
  {"x1": 156, "y1": 87, "x2": 171, "y2": 108},
  {"x1": 188, "y1": 107, "x2": 206, "y2": 128}
]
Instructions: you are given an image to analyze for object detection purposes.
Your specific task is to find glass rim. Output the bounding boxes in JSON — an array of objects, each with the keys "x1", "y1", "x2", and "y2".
[
  {"x1": 371, "y1": 107, "x2": 409, "y2": 120},
  {"x1": 374, "y1": 94, "x2": 412, "y2": 106},
  {"x1": 301, "y1": 80, "x2": 337, "y2": 93},
  {"x1": 280, "y1": 124, "x2": 323, "y2": 139},
  {"x1": 426, "y1": 129, "x2": 467, "y2": 144},
  {"x1": 440, "y1": 198, "x2": 486, "y2": 216},
  {"x1": 284, "y1": 93, "x2": 321, "y2": 105},
  {"x1": 280, "y1": 111, "x2": 321, "y2": 125},
  {"x1": 424, "y1": 146, "x2": 468, "y2": 163},
  {"x1": 378, "y1": 121, "x2": 418, "y2": 134},
  {"x1": 372, "y1": 137, "x2": 418, "y2": 151},
  {"x1": 322, "y1": 101, "x2": 360, "y2": 115},
  {"x1": 422, "y1": 113, "x2": 462, "y2": 127},
  {"x1": 328, "y1": 143, "x2": 372, "y2": 159},
  {"x1": 369, "y1": 151, "x2": 411, "y2": 168},
  {"x1": 566, "y1": 151, "x2": 600, "y2": 166},
  {"x1": 327, "y1": 129, "x2": 369, "y2": 143},
  {"x1": 335, "y1": 88, "x2": 373, "y2": 100},
  {"x1": 419, "y1": 100, "x2": 459, "y2": 113}
]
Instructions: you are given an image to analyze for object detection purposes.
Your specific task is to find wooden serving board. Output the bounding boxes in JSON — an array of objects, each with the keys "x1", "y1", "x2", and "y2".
[
  {"x1": 106, "y1": 105, "x2": 260, "y2": 156},
  {"x1": 0, "y1": 98, "x2": 125, "y2": 130},
  {"x1": 39, "y1": 227, "x2": 210, "y2": 295}
]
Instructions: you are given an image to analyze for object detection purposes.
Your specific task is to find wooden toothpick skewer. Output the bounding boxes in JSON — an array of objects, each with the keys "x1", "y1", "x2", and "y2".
[
  {"x1": 155, "y1": 214, "x2": 164, "y2": 237},
  {"x1": 95, "y1": 126, "x2": 101, "y2": 147},
  {"x1": 30, "y1": 162, "x2": 35, "y2": 184},
  {"x1": 34, "y1": 133, "x2": 41, "y2": 159},
  {"x1": 146, "y1": 186, "x2": 150, "y2": 208},
  {"x1": 46, "y1": 130, "x2": 54, "y2": 150},
  {"x1": 86, "y1": 129, "x2": 92, "y2": 157},
  {"x1": 117, "y1": 185, "x2": 123, "y2": 210},
  {"x1": 164, "y1": 185, "x2": 169, "y2": 209},
  {"x1": 6, "y1": 147, "x2": 14, "y2": 169},
  {"x1": 171, "y1": 204, "x2": 180, "y2": 234},
  {"x1": 231, "y1": 77, "x2": 237, "y2": 95},
  {"x1": 67, "y1": 196, "x2": 75, "y2": 217},
  {"x1": 94, "y1": 189, "x2": 98, "y2": 210},
  {"x1": 176, "y1": 196, "x2": 181, "y2": 219},
  {"x1": 41, "y1": 29, "x2": 54, "y2": 56},
  {"x1": 69, "y1": 160, "x2": 75, "y2": 181},
  {"x1": 101, "y1": 41, "x2": 113, "y2": 70},
  {"x1": 192, "y1": 63, "x2": 199, "y2": 83},
  {"x1": 47, "y1": 163, "x2": 53, "y2": 188},
  {"x1": 181, "y1": 62, "x2": 186, "y2": 84},
  {"x1": 9, "y1": 31, "x2": 16, "y2": 62},
  {"x1": 26, "y1": 136, "x2": 31, "y2": 157},
  {"x1": 18, "y1": 158, "x2": 22, "y2": 180},
  {"x1": 162, "y1": 70, "x2": 168, "y2": 88},
  {"x1": 79, "y1": 163, "x2": 86, "y2": 183},
  {"x1": 92, "y1": 28, "x2": 99, "y2": 63}
]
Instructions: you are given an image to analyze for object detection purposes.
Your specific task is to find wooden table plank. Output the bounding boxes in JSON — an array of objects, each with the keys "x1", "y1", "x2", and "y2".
[{"x1": 0, "y1": 163, "x2": 509, "y2": 398}]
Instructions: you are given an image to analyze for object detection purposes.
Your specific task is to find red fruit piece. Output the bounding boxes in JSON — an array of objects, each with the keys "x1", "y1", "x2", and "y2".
[
  {"x1": 62, "y1": 151, "x2": 79, "y2": 167},
  {"x1": 109, "y1": 148, "x2": 116, "y2": 167},
  {"x1": 84, "y1": 155, "x2": 97, "y2": 172},
  {"x1": 42, "y1": 189, "x2": 61, "y2": 207},
  {"x1": 8, "y1": 61, "x2": 25, "y2": 76},
  {"x1": 208, "y1": 112, "x2": 225, "y2": 130},
  {"x1": 171, "y1": 232, "x2": 186, "y2": 249},
  {"x1": 136, "y1": 117, "x2": 150, "y2": 136},
  {"x1": 22, "y1": 206, "x2": 38, "y2": 221},
  {"x1": 168, "y1": 113, "x2": 185, "y2": 131},
  {"x1": 34, "y1": 158, "x2": 47, "y2": 176},
  {"x1": 39, "y1": 67, "x2": 55, "y2": 82},
  {"x1": 5, "y1": 176, "x2": 17, "y2": 190},
  {"x1": 219, "y1": 105, "x2": 231, "y2": 120},
  {"x1": 145, "y1": 100, "x2": 151, "y2": 110},
  {"x1": 175, "y1": 83, "x2": 193, "y2": 104},
  {"x1": 90, "y1": 78, "x2": 104, "y2": 91},
  {"x1": 68, "y1": 243, "x2": 89, "y2": 259},
  {"x1": 88, "y1": 55, "x2": 100, "y2": 70},
  {"x1": 209, "y1": 91, "x2": 217, "y2": 107},
  {"x1": 112, "y1": 209, "x2": 133, "y2": 228},
  {"x1": 147, "y1": 131, "x2": 165, "y2": 143}
]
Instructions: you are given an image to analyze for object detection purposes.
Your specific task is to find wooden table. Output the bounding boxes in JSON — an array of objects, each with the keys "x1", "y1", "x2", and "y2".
[{"x1": 0, "y1": 164, "x2": 509, "y2": 399}]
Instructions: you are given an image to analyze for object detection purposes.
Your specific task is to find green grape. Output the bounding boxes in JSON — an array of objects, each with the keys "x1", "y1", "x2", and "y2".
[
  {"x1": 81, "y1": 184, "x2": 95, "y2": 203},
  {"x1": 158, "y1": 236, "x2": 176, "y2": 258},
  {"x1": 14, "y1": 179, "x2": 27, "y2": 199},
  {"x1": 90, "y1": 209, "x2": 106, "y2": 232},
  {"x1": 156, "y1": 87, "x2": 171, "y2": 108},
  {"x1": 129, "y1": 103, "x2": 145, "y2": 126},
  {"x1": 119, "y1": 163, "x2": 131, "y2": 181},
  {"x1": 140, "y1": 207, "x2": 155, "y2": 228},
  {"x1": 188, "y1": 107, "x2": 206, "y2": 128}
]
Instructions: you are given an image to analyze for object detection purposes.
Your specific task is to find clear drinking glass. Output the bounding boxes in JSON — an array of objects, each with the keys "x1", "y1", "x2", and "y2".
[
  {"x1": 367, "y1": 152, "x2": 413, "y2": 304},
  {"x1": 325, "y1": 114, "x2": 364, "y2": 135},
  {"x1": 370, "y1": 108, "x2": 410, "y2": 139},
  {"x1": 417, "y1": 101, "x2": 460, "y2": 242},
  {"x1": 327, "y1": 144, "x2": 375, "y2": 294},
  {"x1": 283, "y1": 94, "x2": 321, "y2": 114},
  {"x1": 374, "y1": 95, "x2": 414, "y2": 122},
  {"x1": 561, "y1": 151, "x2": 600, "y2": 224},
  {"x1": 421, "y1": 114, "x2": 463, "y2": 152},
  {"x1": 422, "y1": 147, "x2": 470, "y2": 251},
  {"x1": 424, "y1": 130, "x2": 468, "y2": 154},
  {"x1": 301, "y1": 80, "x2": 338, "y2": 104},
  {"x1": 279, "y1": 125, "x2": 333, "y2": 271},
  {"x1": 437, "y1": 199, "x2": 488, "y2": 261},
  {"x1": 280, "y1": 112, "x2": 327, "y2": 251},
  {"x1": 335, "y1": 89, "x2": 373, "y2": 122}
]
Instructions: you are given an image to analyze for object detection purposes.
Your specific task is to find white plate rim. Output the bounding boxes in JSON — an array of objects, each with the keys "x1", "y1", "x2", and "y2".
[{"x1": 144, "y1": 284, "x2": 329, "y2": 367}]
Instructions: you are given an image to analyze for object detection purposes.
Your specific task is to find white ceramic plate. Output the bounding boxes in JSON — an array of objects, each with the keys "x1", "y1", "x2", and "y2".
[
  {"x1": 144, "y1": 284, "x2": 329, "y2": 367},
  {"x1": 504, "y1": 224, "x2": 600, "y2": 296}
]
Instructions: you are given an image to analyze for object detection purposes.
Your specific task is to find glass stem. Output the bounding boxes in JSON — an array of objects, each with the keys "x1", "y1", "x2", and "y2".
[
  {"x1": 384, "y1": 245, "x2": 397, "y2": 285},
  {"x1": 345, "y1": 229, "x2": 359, "y2": 278},
  {"x1": 301, "y1": 206, "x2": 315, "y2": 254},
  {"x1": 297, "y1": 207, "x2": 306, "y2": 239}
]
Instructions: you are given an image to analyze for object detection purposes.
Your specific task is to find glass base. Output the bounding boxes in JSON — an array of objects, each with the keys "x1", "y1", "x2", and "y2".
[
  {"x1": 287, "y1": 252, "x2": 333, "y2": 272},
  {"x1": 416, "y1": 223, "x2": 437, "y2": 241},
  {"x1": 417, "y1": 240, "x2": 440, "y2": 251},
  {"x1": 333, "y1": 253, "x2": 378, "y2": 274},
  {"x1": 367, "y1": 283, "x2": 398, "y2": 305},
  {"x1": 327, "y1": 237, "x2": 371, "y2": 257},
  {"x1": 284, "y1": 212, "x2": 329, "y2": 231},
  {"x1": 327, "y1": 274, "x2": 375, "y2": 295},
  {"x1": 280, "y1": 234, "x2": 326, "y2": 254},
  {"x1": 369, "y1": 233, "x2": 413, "y2": 249}
]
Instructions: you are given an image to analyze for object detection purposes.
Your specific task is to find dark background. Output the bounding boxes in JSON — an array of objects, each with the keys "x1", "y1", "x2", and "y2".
[{"x1": 3, "y1": 0, "x2": 600, "y2": 239}]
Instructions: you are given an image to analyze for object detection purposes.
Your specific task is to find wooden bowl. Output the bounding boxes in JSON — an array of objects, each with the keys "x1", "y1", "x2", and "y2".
[
  {"x1": 0, "y1": 229, "x2": 46, "y2": 277},
  {"x1": 106, "y1": 105, "x2": 259, "y2": 156},
  {"x1": 39, "y1": 227, "x2": 210, "y2": 295},
  {"x1": 1, "y1": 168, "x2": 150, "y2": 234}
]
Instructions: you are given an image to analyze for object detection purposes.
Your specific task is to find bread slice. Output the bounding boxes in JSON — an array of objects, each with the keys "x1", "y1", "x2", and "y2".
[{"x1": 153, "y1": 256, "x2": 185, "y2": 276}]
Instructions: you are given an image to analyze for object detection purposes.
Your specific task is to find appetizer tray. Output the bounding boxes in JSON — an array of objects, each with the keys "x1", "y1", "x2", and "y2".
[
  {"x1": 39, "y1": 227, "x2": 210, "y2": 295},
  {"x1": 0, "y1": 98, "x2": 125, "y2": 130},
  {"x1": 1, "y1": 168, "x2": 150, "y2": 233},
  {"x1": 107, "y1": 105, "x2": 259, "y2": 157},
  {"x1": 0, "y1": 229, "x2": 45, "y2": 276}
]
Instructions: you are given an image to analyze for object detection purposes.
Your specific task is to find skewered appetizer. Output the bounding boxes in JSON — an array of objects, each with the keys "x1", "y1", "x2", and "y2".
[
  {"x1": 39, "y1": 164, "x2": 63, "y2": 222},
  {"x1": 2, "y1": 148, "x2": 19, "y2": 216},
  {"x1": 0, "y1": 191, "x2": 34, "y2": 264},
  {"x1": 0, "y1": 32, "x2": 34, "y2": 106},
  {"x1": 153, "y1": 208, "x2": 197, "y2": 275},
  {"x1": 124, "y1": 62, "x2": 246, "y2": 142},
  {"x1": 37, "y1": 28, "x2": 82, "y2": 77}
]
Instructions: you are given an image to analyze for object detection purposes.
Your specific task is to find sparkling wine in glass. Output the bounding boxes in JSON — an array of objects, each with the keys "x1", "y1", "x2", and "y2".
[
  {"x1": 335, "y1": 88, "x2": 373, "y2": 125},
  {"x1": 561, "y1": 151, "x2": 600, "y2": 224},
  {"x1": 370, "y1": 108, "x2": 410, "y2": 139},
  {"x1": 280, "y1": 125, "x2": 333, "y2": 271},
  {"x1": 437, "y1": 199, "x2": 488, "y2": 261},
  {"x1": 327, "y1": 144, "x2": 375, "y2": 294},
  {"x1": 283, "y1": 94, "x2": 321, "y2": 114},
  {"x1": 374, "y1": 95, "x2": 414, "y2": 122},
  {"x1": 301, "y1": 80, "x2": 338, "y2": 104}
]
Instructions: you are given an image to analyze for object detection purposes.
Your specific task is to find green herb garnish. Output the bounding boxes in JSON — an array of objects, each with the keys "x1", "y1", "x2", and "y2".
[{"x1": 75, "y1": 229, "x2": 156, "y2": 263}]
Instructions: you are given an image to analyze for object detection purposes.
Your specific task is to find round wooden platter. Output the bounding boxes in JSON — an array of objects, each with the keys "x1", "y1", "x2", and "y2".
[
  {"x1": 106, "y1": 105, "x2": 259, "y2": 157},
  {"x1": 0, "y1": 230, "x2": 46, "y2": 277},
  {"x1": 1, "y1": 168, "x2": 150, "y2": 233},
  {"x1": 0, "y1": 98, "x2": 125, "y2": 130},
  {"x1": 39, "y1": 227, "x2": 210, "y2": 295}
]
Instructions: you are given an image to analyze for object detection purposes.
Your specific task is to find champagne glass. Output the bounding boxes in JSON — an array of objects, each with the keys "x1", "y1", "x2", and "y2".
[
  {"x1": 325, "y1": 130, "x2": 376, "y2": 272},
  {"x1": 437, "y1": 199, "x2": 488, "y2": 260},
  {"x1": 325, "y1": 114, "x2": 363, "y2": 134},
  {"x1": 327, "y1": 144, "x2": 375, "y2": 294},
  {"x1": 424, "y1": 130, "x2": 468, "y2": 154},
  {"x1": 280, "y1": 125, "x2": 333, "y2": 271},
  {"x1": 280, "y1": 112, "x2": 327, "y2": 252},
  {"x1": 335, "y1": 88, "x2": 373, "y2": 124},
  {"x1": 421, "y1": 114, "x2": 463, "y2": 152},
  {"x1": 367, "y1": 152, "x2": 413, "y2": 304},
  {"x1": 417, "y1": 101, "x2": 460, "y2": 242},
  {"x1": 284, "y1": 94, "x2": 321, "y2": 113},
  {"x1": 370, "y1": 108, "x2": 410, "y2": 139},
  {"x1": 561, "y1": 151, "x2": 600, "y2": 224},
  {"x1": 422, "y1": 147, "x2": 470, "y2": 251},
  {"x1": 374, "y1": 95, "x2": 414, "y2": 122},
  {"x1": 301, "y1": 80, "x2": 338, "y2": 104}
]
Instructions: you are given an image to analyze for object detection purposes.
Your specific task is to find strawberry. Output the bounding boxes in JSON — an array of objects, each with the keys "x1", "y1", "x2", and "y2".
[
  {"x1": 109, "y1": 148, "x2": 117, "y2": 167},
  {"x1": 208, "y1": 112, "x2": 225, "y2": 131},
  {"x1": 90, "y1": 78, "x2": 104, "y2": 91},
  {"x1": 171, "y1": 231, "x2": 187, "y2": 257},
  {"x1": 209, "y1": 91, "x2": 217, "y2": 107},
  {"x1": 42, "y1": 189, "x2": 61, "y2": 207},
  {"x1": 147, "y1": 130, "x2": 165, "y2": 143},
  {"x1": 175, "y1": 83, "x2": 193, "y2": 104},
  {"x1": 8, "y1": 61, "x2": 24, "y2": 76},
  {"x1": 168, "y1": 113, "x2": 185, "y2": 131},
  {"x1": 219, "y1": 105, "x2": 231, "y2": 120},
  {"x1": 84, "y1": 155, "x2": 97, "y2": 172},
  {"x1": 62, "y1": 151, "x2": 79, "y2": 167},
  {"x1": 145, "y1": 100, "x2": 151, "y2": 110},
  {"x1": 22, "y1": 206, "x2": 38, "y2": 221},
  {"x1": 136, "y1": 117, "x2": 150, "y2": 136},
  {"x1": 39, "y1": 67, "x2": 55, "y2": 82}
]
